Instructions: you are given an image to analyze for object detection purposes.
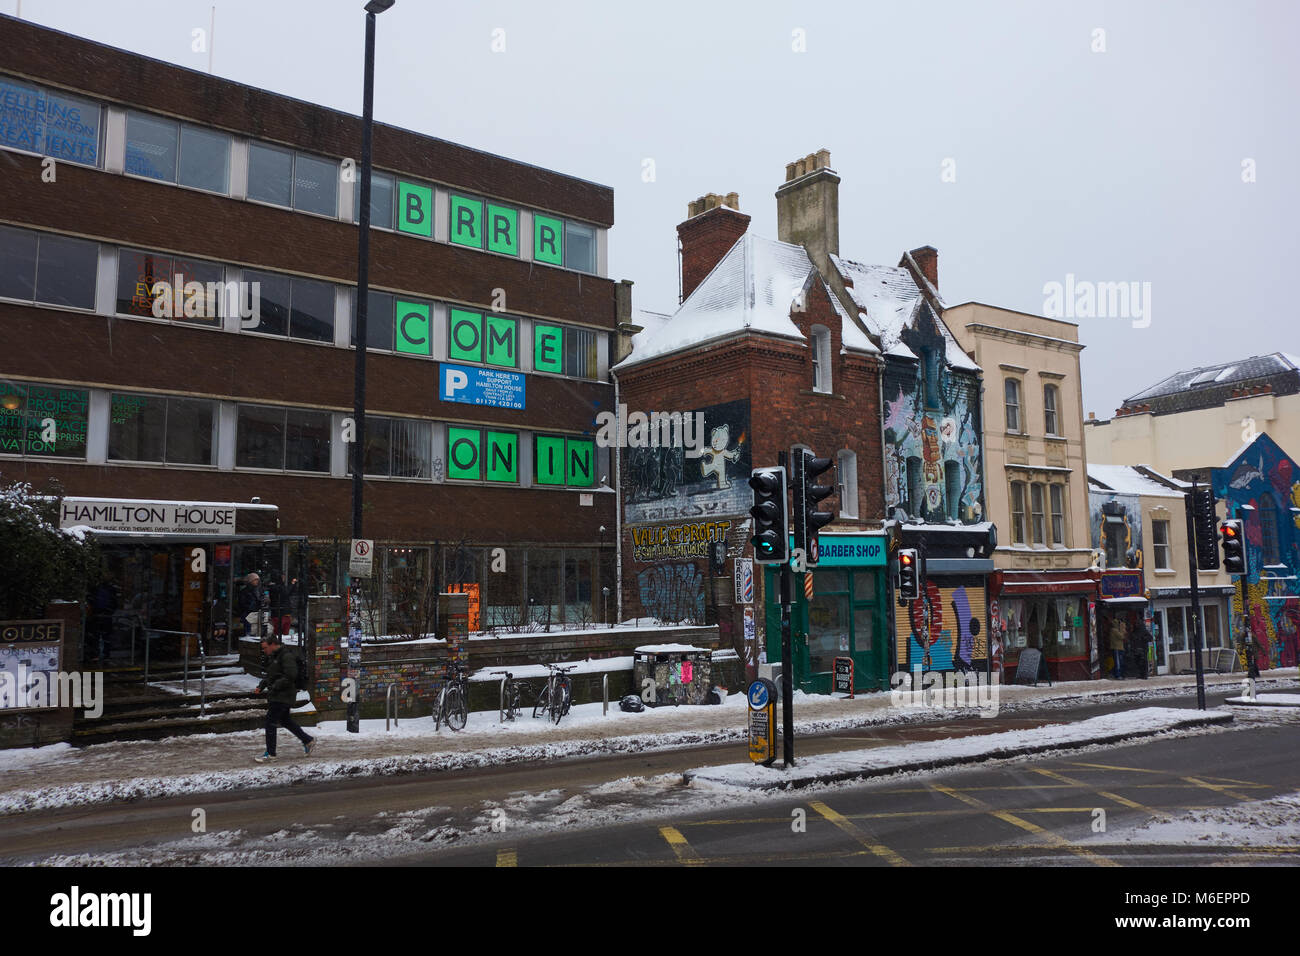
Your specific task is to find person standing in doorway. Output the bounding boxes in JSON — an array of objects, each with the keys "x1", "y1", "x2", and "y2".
[
  {"x1": 1109, "y1": 617, "x2": 1127, "y2": 679},
  {"x1": 253, "y1": 633, "x2": 315, "y2": 762}
]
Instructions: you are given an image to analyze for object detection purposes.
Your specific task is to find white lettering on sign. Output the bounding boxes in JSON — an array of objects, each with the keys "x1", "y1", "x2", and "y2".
[{"x1": 444, "y1": 368, "x2": 469, "y2": 398}]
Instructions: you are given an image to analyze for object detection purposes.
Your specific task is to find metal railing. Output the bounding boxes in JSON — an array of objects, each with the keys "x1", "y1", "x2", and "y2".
[
  {"x1": 385, "y1": 683, "x2": 399, "y2": 730},
  {"x1": 143, "y1": 629, "x2": 208, "y2": 715}
]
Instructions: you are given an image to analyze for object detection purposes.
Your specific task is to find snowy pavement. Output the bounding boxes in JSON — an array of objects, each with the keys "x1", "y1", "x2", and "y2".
[{"x1": 0, "y1": 669, "x2": 1293, "y2": 816}]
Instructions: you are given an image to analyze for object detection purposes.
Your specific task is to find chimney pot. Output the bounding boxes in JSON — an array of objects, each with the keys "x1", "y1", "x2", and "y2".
[{"x1": 677, "y1": 192, "x2": 751, "y2": 302}]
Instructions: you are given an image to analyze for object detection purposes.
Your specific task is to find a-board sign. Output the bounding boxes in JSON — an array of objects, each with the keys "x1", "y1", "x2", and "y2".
[
  {"x1": 747, "y1": 678, "x2": 777, "y2": 766},
  {"x1": 1013, "y1": 647, "x2": 1051, "y2": 686},
  {"x1": 833, "y1": 656, "x2": 854, "y2": 698}
]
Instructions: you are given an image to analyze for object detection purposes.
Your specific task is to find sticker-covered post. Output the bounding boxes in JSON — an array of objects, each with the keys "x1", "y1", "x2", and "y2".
[{"x1": 747, "y1": 678, "x2": 777, "y2": 766}]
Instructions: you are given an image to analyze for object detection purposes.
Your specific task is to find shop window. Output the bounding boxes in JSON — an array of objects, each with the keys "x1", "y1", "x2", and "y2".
[
  {"x1": 1152, "y1": 519, "x2": 1171, "y2": 569},
  {"x1": 243, "y1": 270, "x2": 335, "y2": 342},
  {"x1": 0, "y1": 381, "x2": 89, "y2": 458},
  {"x1": 0, "y1": 226, "x2": 97, "y2": 309},
  {"x1": 837, "y1": 450, "x2": 858, "y2": 518},
  {"x1": 1203, "y1": 607, "x2": 1224, "y2": 648},
  {"x1": 235, "y1": 404, "x2": 329, "y2": 472},
  {"x1": 1010, "y1": 481, "x2": 1027, "y2": 544},
  {"x1": 565, "y1": 221, "x2": 596, "y2": 273},
  {"x1": 109, "y1": 393, "x2": 215, "y2": 465},
  {"x1": 1030, "y1": 483, "x2": 1046, "y2": 546},
  {"x1": 248, "y1": 142, "x2": 337, "y2": 216},
  {"x1": 1004, "y1": 378, "x2": 1021, "y2": 432},
  {"x1": 1043, "y1": 384, "x2": 1060, "y2": 436},
  {"x1": 125, "y1": 111, "x2": 230, "y2": 193},
  {"x1": 116, "y1": 248, "x2": 224, "y2": 325},
  {"x1": 0, "y1": 76, "x2": 101, "y2": 166},
  {"x1": 1165, "y1": 606, "x2": 1187, "y2": 653},
  {"x1": 1050, "y1": 484, "x2": 1066, "y2": 547}
]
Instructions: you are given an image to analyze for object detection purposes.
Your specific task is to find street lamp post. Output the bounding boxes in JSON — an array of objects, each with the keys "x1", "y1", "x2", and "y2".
[{"x1": 346, "y1": 0, "x2": 394, "y2": 734}]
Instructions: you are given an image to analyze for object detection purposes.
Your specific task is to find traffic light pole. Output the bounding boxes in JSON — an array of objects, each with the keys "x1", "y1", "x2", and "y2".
[
  {"x1": 778, "y1": 450, "x2": 795, "y2": 768},
  {"x1": 1183, "y1": 480, "x2": 1207, "y2": 710}
]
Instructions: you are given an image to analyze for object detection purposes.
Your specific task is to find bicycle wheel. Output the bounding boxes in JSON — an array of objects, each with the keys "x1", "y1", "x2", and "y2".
[
  {"x1": 446, "y1": 687, "x2": 468, "y2": 731},
  {"x1": 532, "y1": 682, "x2": 551, "y2": 719},
  {"x1": 552, "y1": 679, "x2": 571, "y2": 725}
]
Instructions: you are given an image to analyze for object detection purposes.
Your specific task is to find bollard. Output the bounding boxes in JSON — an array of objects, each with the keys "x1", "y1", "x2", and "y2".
[
  {"x1": 603, "y1": 673, "x2": 609, "y2": 716},
  {"x1": 499, "y1": 675, "x2": 507, "y2": 723}
]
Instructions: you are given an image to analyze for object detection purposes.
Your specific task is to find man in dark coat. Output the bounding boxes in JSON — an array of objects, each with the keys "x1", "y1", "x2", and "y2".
[{"x1": 253, "y1": 633, "x2": 315, "y2": 762}]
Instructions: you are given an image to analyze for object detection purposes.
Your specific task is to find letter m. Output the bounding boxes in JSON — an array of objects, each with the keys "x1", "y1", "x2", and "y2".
[
  {"x1": 1096, "y1": 281, "x2": 1130, "y2": 318},
  {"x1": 54, "y1": 671, "x2": 83, "y2": 708}
]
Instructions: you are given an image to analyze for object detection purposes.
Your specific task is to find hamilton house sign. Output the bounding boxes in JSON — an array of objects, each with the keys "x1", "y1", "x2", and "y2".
[{"x1": 59, "y1": 498, "x2": 238, "y2": 535}]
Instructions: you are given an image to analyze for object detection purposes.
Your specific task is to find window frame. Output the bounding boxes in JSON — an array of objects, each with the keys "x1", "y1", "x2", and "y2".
[
  {"x1": 1049, "y1": 483, "x2": 1066, "y2": 547},
  {"x1": 123, "y1": 109, "x2": 231, "y2": 195},
  {"x1": 1030, "y1": 482, "x2": 1046, "y2": 546},
  {"x1": 0, "y1": 76, "x2": 103, "y2": 168},
  {"x1": 247, "y1": 141, "x2": 339, "y2": 218},
  {"x1": 811, "y1": 325, "x2": 832, "y2": 394},
  {"x1": 0, "y1": 380, "x2": 91, "y2": 460},
  {"x1": 0, "y1": 226, "x2": 99, "y2": 312},
  {"x1": 1010, "y1": 481, "x2": 1027, "y2": 544},
  {"x1": 234, "y1": 403, "x2": 331, "y2": 474},
  {"x1": 1152, "y1": 518, "x2": 1171, "y2": 570},
  {"x1": 1043, "y1": 383, "x2": 1060, "y2": 437},
  {"x1": 837, "y1": 449, "x2": 858, "y2": 518},
  {"x1": 1004, "y1": 378, "x2": 1022, "y2": 433},
  {"x1": 107, "y1": 392, "x2": 217, "y2": 467}
]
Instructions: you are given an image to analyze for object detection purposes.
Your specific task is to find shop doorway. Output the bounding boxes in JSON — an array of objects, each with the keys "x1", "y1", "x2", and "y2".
[{"x1": 765, "y1": 566, "x2": 887, "y2": 693}]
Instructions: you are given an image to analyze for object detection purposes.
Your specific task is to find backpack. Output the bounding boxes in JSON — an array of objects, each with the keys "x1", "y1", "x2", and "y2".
[
  {"x1": 619, "y1": 695, "x2": 645, "y2": 713},
  {"x1": 292, "y1": 648, "x2": 310, "y2": 692}
]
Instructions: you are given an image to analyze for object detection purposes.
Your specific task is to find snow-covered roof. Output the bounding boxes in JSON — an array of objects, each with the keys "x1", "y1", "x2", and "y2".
[
  {"x1": 1124, "y1": 352, "x2": 1300, "y2": 404},
  {"x1": 823, "y1": 278, "x2": 879, "y2": 354},
  {"x1": 1086, "y1": 464, "x2": 1184, "y2": 498},
  {"x1": 829, "y1": 254, "x2": 979, "y2": 372},
  {"x1": 615, "y1": 234, "x2": 813, "y2": 369}
]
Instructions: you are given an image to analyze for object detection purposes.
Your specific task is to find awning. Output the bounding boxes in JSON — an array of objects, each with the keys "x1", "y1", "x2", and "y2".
[{"x1": 1101, "y1": 596, "x2": 1148, "y2": 604}]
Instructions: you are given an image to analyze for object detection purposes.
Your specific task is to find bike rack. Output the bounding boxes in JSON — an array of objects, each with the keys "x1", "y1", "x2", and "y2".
[
  {"x1": 385, "y1": 683, "x2": 399, "y2": 730},
  {"x1": 603, "y1": 673, "x2": 609, "y2": 716},
  {"x1": 499, "y1": 674, "x2": 507, "y2": 723}
]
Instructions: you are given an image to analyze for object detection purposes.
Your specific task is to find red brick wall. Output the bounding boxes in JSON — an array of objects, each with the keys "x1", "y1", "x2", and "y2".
[{"x1": 677, "y1": 206, "x2": 750, "y2": 302}]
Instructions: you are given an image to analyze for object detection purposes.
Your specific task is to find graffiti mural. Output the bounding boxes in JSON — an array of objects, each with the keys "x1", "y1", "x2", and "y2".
[
  {"x1": 894, "y1": 576, "x2": 988, "y2": 672},
  {"x1": 636, "y1": 562, "x2": 706, "y2": 624},
  {"x1": 623, "y1": 399, "x2": 751, "y2": 524},
  {"x1": 1213, "y1": 433, "x2": 1300, "y2": 669},
  {"x1": 881, "y1": 304, "x2": 984, "y2": 524},
  {"x1": 1087, "y1": 492, "x2": 1143, "y2": 569}
]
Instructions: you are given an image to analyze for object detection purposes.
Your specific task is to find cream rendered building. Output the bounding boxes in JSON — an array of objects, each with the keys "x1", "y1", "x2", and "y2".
[
  {"x1": 949, "y1": 303, "x2": 1099, "y2": 680},
  {"x1": 1085, "y1": 353, "x2": 1300, "y2": 479}
]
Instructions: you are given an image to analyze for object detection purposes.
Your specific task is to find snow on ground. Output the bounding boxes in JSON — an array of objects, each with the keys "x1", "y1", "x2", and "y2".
[
  {"x1": 1225, "y1": 694, "x2": 1300, "y2": 706},
  {"x1": 1096, "y1": 792, "x2": 1300, "y2": 847},
  {"x1": 149, "y1": 672, "x2": 262, "y2": 696},
  {"x1": 468, "y1": 657, "x2": 633, "y2": 682},
  {"x1": 688, "y1": 706, "x2": 1231, "y2": 788}
]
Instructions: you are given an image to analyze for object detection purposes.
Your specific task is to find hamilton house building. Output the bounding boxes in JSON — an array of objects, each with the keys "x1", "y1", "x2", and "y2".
[{"x1": 0, "y1": 15, "x2": 618, "y2": 648}]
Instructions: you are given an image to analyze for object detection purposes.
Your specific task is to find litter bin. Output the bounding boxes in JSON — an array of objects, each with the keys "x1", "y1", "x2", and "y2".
[{"x1": 633, "y1": 643, "x2": 712, "y2": 705}]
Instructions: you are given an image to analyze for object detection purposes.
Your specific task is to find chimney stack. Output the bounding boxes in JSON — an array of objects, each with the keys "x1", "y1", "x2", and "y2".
[
  {"x1": 775, "y1": 149, "x2": 839, "y2": 277},
  {"x1": 908, "y1": 245, "x2": 938, "y2": 290},
  {"x1": 677, "y1": 192, "x2": 749, "y2": 303}
]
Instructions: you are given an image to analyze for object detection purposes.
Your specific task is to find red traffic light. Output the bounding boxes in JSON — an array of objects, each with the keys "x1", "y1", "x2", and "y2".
[
  {"x1": 900, "y1": 552, "x2": 914, "y2": 567},
  {"x1": 1222, "y1": 523, "x2": 1239, "y2": 540}
]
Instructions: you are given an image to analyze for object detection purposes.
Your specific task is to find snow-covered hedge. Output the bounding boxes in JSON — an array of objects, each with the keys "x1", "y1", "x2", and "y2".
[{"x1": 0, "y1": 478, "x2": 98, "y2": 619}]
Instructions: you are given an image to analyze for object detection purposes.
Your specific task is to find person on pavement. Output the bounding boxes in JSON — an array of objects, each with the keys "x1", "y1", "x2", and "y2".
[
  {"x1": 1109, "y1": 618, "x2": 1127, "y2": 679},
  {"x1": 253, "y1": 632, "x2": 315, "y2": 762}
]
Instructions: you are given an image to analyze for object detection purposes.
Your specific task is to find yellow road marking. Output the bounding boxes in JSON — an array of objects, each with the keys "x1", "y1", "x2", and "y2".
[
  {"x1": 496, "y1": 849, "x2": 517, "y2": 867},
  {"x1": 659, "y1": 826, "x2": 703, "y2": 865},
  {"x1": 1031, "y1": 767, "x2": 1169, "y2": 820},
  {"x1": 1066, "y1": 761, "x2": 1260, "y2": 787},
  {"x1": 1181, "y1": 776, "x2": 1252, "y2": 802},
  {"x1": 929, "y1": 784, "x2": 1120, "y2": 867},
  {"x1": 808, "y1": 800, "x2": 911, "y2": 867}
]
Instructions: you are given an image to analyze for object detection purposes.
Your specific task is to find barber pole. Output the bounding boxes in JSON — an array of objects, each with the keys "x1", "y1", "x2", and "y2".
[{"x1": 804, "y1": 572, "x2": 813, "y2": 599}]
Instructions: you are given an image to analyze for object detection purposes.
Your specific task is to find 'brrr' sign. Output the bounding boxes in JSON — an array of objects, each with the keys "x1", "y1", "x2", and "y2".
[{"x1": 440, "y1": 363, "x2": 526, "y2": 410}]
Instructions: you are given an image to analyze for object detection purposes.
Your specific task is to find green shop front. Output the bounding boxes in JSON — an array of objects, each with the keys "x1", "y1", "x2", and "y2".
[{"x1": 764, "y1": 532, "x2": 889, "y2": 694}]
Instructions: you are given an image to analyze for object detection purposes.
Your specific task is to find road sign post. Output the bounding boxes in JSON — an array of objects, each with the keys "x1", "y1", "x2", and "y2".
[{"x1": 1182, "y1": 481, "x2": 1208, "y2": 710}]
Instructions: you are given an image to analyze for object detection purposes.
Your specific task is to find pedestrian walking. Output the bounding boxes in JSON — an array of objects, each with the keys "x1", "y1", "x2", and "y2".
[{"x1": 253, "y1": 632, "x2": 315, "y2": 762}]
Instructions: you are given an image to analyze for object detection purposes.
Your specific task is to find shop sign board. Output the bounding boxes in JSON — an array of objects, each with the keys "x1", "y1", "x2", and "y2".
[
  {"x1": 833, "y1": 656, "x2": 854, "y2": 698},
  {"x1": 790, "y1": 533, "x2": 887, "y2": 567},
  {"x1": 440, "y1": 362, "x2": 526, "y2": 410},
  {"x1": 1099, "y1": 570, "x2": 1144, "y2": 599},
  {"x1": 59, "y1": 498, "x2": 236, "y2": 535},
  {"x1": 1014, "y1": 647, "x2": 1049, "y2": 686},
  {"x1": 747, "y1": 678, "x2": 777, "y2": 765}
]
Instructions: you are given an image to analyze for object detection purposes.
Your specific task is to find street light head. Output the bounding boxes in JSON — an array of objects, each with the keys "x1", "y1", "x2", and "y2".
[{"x1": 364, "y1": 0, "x2": 394, "y2": 13}]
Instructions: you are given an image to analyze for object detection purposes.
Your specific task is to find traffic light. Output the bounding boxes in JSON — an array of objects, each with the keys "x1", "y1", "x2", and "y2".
[
  {"x1": 898, "y1": 548, "x2": 919, "y2": 601},
  {"x1": 1190, "y1": 487, "x2": 1220, "y2": 571},
  {"x1": 1220, "y1": 519, "x2": 1247, "y2": 575},
  {"x1": 748, "y1": 467, "x2": 789, "y2": 565},
  {"x1": 792, "y1": 447, "x2": 835, "y2": 565}
]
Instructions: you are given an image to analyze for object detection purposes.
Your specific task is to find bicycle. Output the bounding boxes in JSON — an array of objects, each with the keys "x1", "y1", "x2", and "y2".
[
  {"x1": 500, "y1": 671, "x2": 529, "y2": 721},
  {"x1": 531, "y1": 664, "x2": 575, "y2": 724},
  {"x1": 433, "y1": 661, "x2": 469, "y2": 732}
]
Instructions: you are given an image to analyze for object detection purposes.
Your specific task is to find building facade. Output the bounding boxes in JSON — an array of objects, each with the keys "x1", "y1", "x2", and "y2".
[
  {"x1": 948, "y1": 304, "x2": 1098, "y2": 680},
  {"x1": 0, "y1": 16, "x2": 617, "y2": 648}
]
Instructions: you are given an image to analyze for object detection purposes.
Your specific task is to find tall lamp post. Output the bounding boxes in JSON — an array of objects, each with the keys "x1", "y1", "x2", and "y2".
[{"x1": 346, "y1": 0, "x2": 394, "y2": 734}]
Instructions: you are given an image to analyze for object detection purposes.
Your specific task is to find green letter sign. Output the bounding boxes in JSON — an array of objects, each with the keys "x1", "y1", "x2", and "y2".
[
  {"x1": 534, "y1": 214, "x2": 563, "y2": 265},
  {"x1": 535, "y1": 435, "x2": 566, "y2": 485},
  {"x1": 450, "y1": 194, "x2": 484, "y2": 248},
  {"x1": 486, "y1": 315, "x2": 518, "y2": 368},
  {"x1": 534, "y1": 323, "x2": 562, "y2": 374},
  {"x1": 486, "y1": 202, "x2": 519, "y2": 256},
  {"x1": 395, "y1": 300, "x2": 430, "y2": 355},
  {"x1": 397, "y1": 180, "x2": 433, "y2": 237},
  {"x1": 486, "y1": 431, "x2": 518, "y2": 482},
  {"x1": 449, "y1": 308, "x2": 482, "y2": 363},
  {"x1": 567, "y1": 438, "x2": 595, "y2": 487},
  {"x1": 447, "y1": 427, "x2": 481, "y2": 480}
]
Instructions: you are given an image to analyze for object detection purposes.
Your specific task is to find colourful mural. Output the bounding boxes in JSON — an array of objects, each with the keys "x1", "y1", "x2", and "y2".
[
  {"x1": 1213, "y1": 433, "x2": 1300, "y2": 670},
  {"x1": 881, "y1": 305, "x2": 984, "y2": 524},
  {"x1": 1087, "y1": 492, "x2": 1144, "y2": 569},
  {"x1": 894, "y1": 577, "x2": 988, "y2": 671}
]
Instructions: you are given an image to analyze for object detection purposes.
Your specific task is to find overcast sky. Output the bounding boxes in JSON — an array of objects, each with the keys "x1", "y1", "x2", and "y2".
[{"x1": 13, "y1": 0, "x2": 1297, "y2": 419}]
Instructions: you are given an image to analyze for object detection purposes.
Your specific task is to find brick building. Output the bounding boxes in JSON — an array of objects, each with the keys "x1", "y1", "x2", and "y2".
[
  {"x1": 0, "y1": 15, "x2": 617, "y2": 649},
  {"x1": 613, "y1": 151, "x2": 992, "y2": 693}
]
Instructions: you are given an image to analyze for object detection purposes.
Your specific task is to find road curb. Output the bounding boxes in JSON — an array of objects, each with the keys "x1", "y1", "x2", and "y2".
[{"x1": 685, "y1": 710, "x2": 1235, "y2": 790}]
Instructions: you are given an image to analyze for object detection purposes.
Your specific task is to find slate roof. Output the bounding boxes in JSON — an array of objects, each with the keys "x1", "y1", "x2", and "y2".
[{"x1": 1121, "y1": 352, "x2": 1300, "y2": 414}]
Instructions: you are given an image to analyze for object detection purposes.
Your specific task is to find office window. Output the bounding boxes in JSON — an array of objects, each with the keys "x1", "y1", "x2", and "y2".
[
  {"x1": 124, "y1": 112, "x2": 177, "y2": 181},
  {"x1": 116, "y1": 249, "x2": 223, "y2": 325},
  {"x1": 1152, "y1": 518, "x2": 1171, "y2": 569},
  {"x1": 248, "y1": 143, "x2": 337, "y2": 216},
  {"x1": 0, "y1": 77, "x2": 101, "y2": 166},
  {"x1": 1004, "y1": 378, "x2": 1021, "y2": 432},
  {"x1": 352, "y1": 290, "x2": 394, "y2": 351},
  {"x1": 1050, "y1": 484, "x2": 1066, "y2": 547},
  {"x1": 486, "y1": 202, "x2": 519, "y2": 256},
  {"x1": 1010, "y1": 481, "x2": 1026, "y2": 544},
  {"x1": 0, "y1": 225, "x2": 38, "y2": 301},
  {"x1": 354, "y1": 171, "x2": 396, "y2": 229},
  {"x1": 360, "y1": 416, "x2": 432, "y2": 478},
  {"x1": 565, "y1": 221, "x2": 596, "y2": 273},
  {"x1": 0, "y1": 382, "x2": 89, "y2": 458},
  {"x1": 837, "y1": 450, "x2": 858, "y2": 518},
  {"x1": 811, "y1": 325, "x2": 832, "y2": 393},
  {"x1": 533, "y1": 323, "x2": 597, "y2": 378},
  {"x1": 1030, "y1": 483, "x2": 1046, "y2": 546},
  {"x1": 243, "y1": 270, "x2": 334, "y2": 342},
  {"x1": 0, "y1": 227, "x2": 98, "y2": 309},
  {"x1": 563, "y1": 326, "x2": 598, "y2": 378},
  {"x1": 109, "y1": 393, "x2": 215, "y2": 465},
  {"x1": 1044, "y1": 384, "x2": 1060, "y2": 436},
  {"x1": 533, "y1": 214, "x2": 563, "y2": 265},
  {"x1": 236, "y1": 404, "x2": 329, "y2": 472}
]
